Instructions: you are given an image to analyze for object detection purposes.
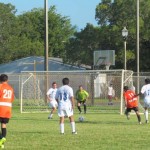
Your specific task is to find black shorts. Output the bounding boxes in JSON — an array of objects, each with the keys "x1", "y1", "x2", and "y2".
[
  {"x1": 126, "y1": 107, "x2": 139, "y2": 113},
  {"x1": 78, "y1": 100, "x2": 86, "y2": 104},
  {"x1": 0, "y1": 118, "x2": 9, "y2": 124}
]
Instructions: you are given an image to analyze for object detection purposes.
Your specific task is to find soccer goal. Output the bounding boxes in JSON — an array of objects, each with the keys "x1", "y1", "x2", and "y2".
[{"x1": 20, "y1": 70, "x2": 133, "y2": 114}]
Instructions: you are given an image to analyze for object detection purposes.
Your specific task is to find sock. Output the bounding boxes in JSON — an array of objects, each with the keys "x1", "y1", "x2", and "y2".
[
  {"x1": 77, "y1": 106, "x2": 81, "y2": 112},
  {"x1": 137, "y1": 115, "x2": 141, "y2": 122},
  {"x1": 2, "y1": 128, "x2": 6, "y2": 138},
  {"x1": 70, "y1": 122, "x2": 75, "y2": 132},
  {"x1": 60, "y1": 123, "x2": 64, "y2": 134},
  {"x1": 50, "y1": 113, "x2": 53, "y2": 118},
  {"x1": 84, "y1": 104, "x2": 86, "y2": 113},
  {"x1": 145, "y1": 110, "x2": 148, "y2": 121}
]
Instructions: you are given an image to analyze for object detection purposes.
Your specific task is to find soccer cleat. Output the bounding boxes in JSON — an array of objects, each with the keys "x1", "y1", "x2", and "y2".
[
  {"x1": 60, "y1": 133, "x2": 65, "y2": 135},
  {"x1": 146, "y1": 120, "x2": 149, "y2": 124},
  {"x1": 0, "y1": 144, "x2": 4, "y2": 149},
  {"x1": 72, "y1": 131, "x2": 77, "y2": 135},
  {"x1": 0, "y1": 138, "x2": 6, "y2": 147},
  {"x1": 139, "y1": 122, "x2": 142, "y2": 125},
  {"x1": 48, "y1": 116, "x2": 52, "y2": 119}
]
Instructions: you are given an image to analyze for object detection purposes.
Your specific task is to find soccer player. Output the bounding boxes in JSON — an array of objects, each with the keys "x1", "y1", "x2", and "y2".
[
  {"x1": 107, "y1": 83, "x2": 115, "y2": 105},
  {"x1": 75, "y1": 85, "x2": 89, "y2": 114},
  {"x1": 47, "y1": 82, "x2": 58, "y2": 119},
  {"x1": 136, "y1": 78, "x2": 150, "y2": 123},
  {"x1": 123, "y1": 86, "x2": 141, "y2": 124},
  {"x1": 0, "y1": 74, "x2": 15, "y2": 148},
  {"x1": 55, "y1": 78, "x2": 77, "y2": 134}
]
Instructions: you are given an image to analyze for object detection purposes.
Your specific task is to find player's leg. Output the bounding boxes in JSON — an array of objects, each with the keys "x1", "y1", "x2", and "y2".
[
  {"x1": 0, "y1": 119, "x2": 8, "y2": 147},
  {"x1": 144, "y1": 107, "x2": 149, "y2": 123},
  {"x1": 134, "y1": 107, "x2": 141, "y2": 124},
  {"x1": 77, "y1": 101, "x2": 82, "y2": 114},
  {"x1": 67, "y1": 107, "x2": 77, "y2": 134},
  {"x1": 58, "y1": 108, "x2": 65, "y2": 134},
  {"x1": 83, "y1": 100, "x2": 87, "y2": 114},
  {"x1": 124, "y1": 108, "x2": 130, "y2": 120},
  {"x1": 48, "y1": 101, "x2": 57, "y2": 119},
  {"x1": 69, "y1": 116, "x2": 77, "y2": 134}
]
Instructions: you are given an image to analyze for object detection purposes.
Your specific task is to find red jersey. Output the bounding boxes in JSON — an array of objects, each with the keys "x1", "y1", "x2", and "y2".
[
  {"x1": 0, "y1": 82, "x2": 14, "y2": 118},
  {"x1": 123, "y1": 90, "x2": 138, "y2": 108}
]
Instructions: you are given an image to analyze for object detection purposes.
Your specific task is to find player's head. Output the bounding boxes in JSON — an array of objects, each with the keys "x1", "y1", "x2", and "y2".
[
  {"x1": 62, "y1": 78, "x2": 69, "y2": 85},
  {"x1": 110, "y1": 83, "x2": 113, "y2": 86},
  {"x1": 79, "y1": 85, "x2": 83, "y2": 90},
  {"x1": 52, "y1": 82, "x2": 57, "y2": 88},
  {"x1": 0, "y1": 74, "x2": 8, "y2": 82},
  {"x1": 124, "y1": 86, "x2": 129, "y2": 91},
  {"x1": 145, "y1": 78, "x2": 150, "y2": 84}
]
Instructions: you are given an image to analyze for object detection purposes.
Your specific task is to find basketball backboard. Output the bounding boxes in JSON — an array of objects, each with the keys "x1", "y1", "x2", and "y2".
[{"x1": 93, "y1": 50, "x2": 115, "y2": 67}]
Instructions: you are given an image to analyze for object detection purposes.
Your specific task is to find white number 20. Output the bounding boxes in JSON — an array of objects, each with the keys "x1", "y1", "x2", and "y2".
[{"x1": 3, "y1": 89, "x2": 12, "y2": 99}]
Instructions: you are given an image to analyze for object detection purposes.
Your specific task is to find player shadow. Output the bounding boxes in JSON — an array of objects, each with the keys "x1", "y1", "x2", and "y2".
[{"x1": 76, "y1": 120, "x2": 132, "y2": 125}]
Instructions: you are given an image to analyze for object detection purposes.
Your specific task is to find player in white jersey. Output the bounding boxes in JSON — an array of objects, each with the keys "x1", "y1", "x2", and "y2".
[
  {"x1": 107, "y1": 83, "x2": 115, "y2": 105},
  {"x1": 136, "y1": 78, "x2": 150, "y2": 123},
  {"x1": 47, "y1": 82, "x2": 58, "y2": 119},
  {"x1": 55, "y1": 78, "x2": 77, "y2": 135}
]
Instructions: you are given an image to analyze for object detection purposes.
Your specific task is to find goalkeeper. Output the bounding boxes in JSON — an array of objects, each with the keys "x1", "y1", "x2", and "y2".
[{"x1": 76, "y1": 85, "x2": 89, "y2": 114}]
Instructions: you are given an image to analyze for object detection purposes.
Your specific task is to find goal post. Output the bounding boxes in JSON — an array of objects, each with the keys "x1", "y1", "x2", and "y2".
[{"x1": 20, "y1": 70, "x2": 133, "y2": 114}]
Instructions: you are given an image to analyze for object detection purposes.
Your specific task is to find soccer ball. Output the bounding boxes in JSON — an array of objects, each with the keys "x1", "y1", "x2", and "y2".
[{"x1": 78, "y1": 116, "x2": 84, "y2": 122}]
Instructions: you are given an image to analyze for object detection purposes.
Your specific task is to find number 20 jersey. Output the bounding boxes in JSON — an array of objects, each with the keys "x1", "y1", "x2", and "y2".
[
  {"x1": 0, "y1": 83, "x2": 14, "y2": 118},
  {"x1": 55, "y1": 85, "x2": 74, "y2": 109}
]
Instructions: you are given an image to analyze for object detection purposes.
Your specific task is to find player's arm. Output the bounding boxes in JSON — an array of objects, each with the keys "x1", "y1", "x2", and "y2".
[
  {"x1": 84, "y1": 90, "x2": 89, "y2": 99},
  {"x1": 70, "y1": 96, "x2": 75, "y2": 110}
]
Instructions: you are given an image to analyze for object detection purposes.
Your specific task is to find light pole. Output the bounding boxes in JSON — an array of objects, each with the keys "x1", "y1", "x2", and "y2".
[{"x1": 122, "y1": 27, "x2": 128, "y2": 70}]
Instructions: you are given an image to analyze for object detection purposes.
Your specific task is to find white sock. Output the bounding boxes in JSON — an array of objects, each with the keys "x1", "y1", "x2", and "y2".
[
  {"x1": 60, "y1": 123, "x2": 64, "y2": 134},
  {"x1": 50, "y1": 113, "x2": 53, "y2": 118},
  {"x1": 145, "y1": 110, "x2": 148, "y2": 121},
  {"x1": 70, "y1": 122, "x2": 75, "y2": 132}
]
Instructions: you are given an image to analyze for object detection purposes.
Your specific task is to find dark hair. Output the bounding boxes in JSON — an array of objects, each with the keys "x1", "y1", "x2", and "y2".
[
  {"x1": 145, "y1": 78, "x2": 150, "y2": 84},
  {"x1": 62, "y1": 78, "x2": 69, "y2": 85},
  {"x1": 124, "y1": 86, "x2": 128, "y2": 91},
  {"x1": 52, "y1": 82, "x2": 56, "y2": 85},
  {"x1": 0, "y1": 74, "x2": 8, "y2": 82}
]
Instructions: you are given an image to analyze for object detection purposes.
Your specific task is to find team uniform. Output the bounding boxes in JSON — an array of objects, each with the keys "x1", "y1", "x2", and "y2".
[
  {"x1": 141, "y1": 84, "x2": 150, "y2": 108},
  {"x1": 76, "y1": 90, "x2": 89, "y2": 104},
  {"x1": 123, "y1": 89, "x2": 141, "y2": 124},
  {"x1": 47, "y1": 88, "x2": 58, "y2": 108},
  {"x1": 76, "y1": 89, "x2": 89, "y2": 114},
  {"x1": 0, "y1": 80, "x2": 14, "y2": 148},
  {"x1": 124, "y1": 89, "x2": 138, "y2": 112},
  {"x1": 0, "y1": 82, "x2": 14, "y2": 122},
  {"x1": 55, "y1": 85, "x2": 74, "y2": 117}
]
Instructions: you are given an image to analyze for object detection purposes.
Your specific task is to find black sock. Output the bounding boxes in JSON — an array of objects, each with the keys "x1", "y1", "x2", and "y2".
[
  {"x1": 77, "y1": 106, "x2": 81, "y2": 112},
  {"x1": 137, "y1": 115, "x2": 141, "y2": 122},
  {"x1": 84, "y1": 104, "x2": 86, "y2": 113},
  {"x1": 2, "y1": 128, "x2": 6, "y2": 138}
]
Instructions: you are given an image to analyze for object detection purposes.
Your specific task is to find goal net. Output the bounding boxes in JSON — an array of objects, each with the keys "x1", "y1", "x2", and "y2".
[{"x1": 20, "y1": 70, "x2": 133, "y2": 114}]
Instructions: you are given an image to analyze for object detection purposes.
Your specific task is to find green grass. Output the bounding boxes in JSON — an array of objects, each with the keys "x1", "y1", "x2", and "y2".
[{"x1": 4, "y1": 106, "x2": 150, "y2": 150}]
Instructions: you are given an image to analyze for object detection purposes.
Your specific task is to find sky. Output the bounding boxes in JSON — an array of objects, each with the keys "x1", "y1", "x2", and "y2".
[{"x1": 0, "y1": 0, "x2": 102, "y2": 30}]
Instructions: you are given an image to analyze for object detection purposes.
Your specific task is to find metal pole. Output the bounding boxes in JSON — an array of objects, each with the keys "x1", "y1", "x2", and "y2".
[
  {"x1": 137, "y1": 0, "x2": 140, "y2": 94},
  {"x1": 124, "y1": 40, "x2": 127, "y2": 70},
  {"x1": 44, "y1": 0, "x2": 49, "y2": 72},
  {"x1": 44, "y1": 0, "x2": 49, "y2": 103}
]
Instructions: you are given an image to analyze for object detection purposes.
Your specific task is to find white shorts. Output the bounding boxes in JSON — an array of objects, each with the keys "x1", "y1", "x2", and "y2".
[
  {"x1": 144, "y1": 99, "x2": 150, "y2": 108},
  {"x1": 58, "y1": 106, "x2": 73, "y2": 117},
  {"x1": 48, "y1": 100, "x2": 58, "y2": 108}
]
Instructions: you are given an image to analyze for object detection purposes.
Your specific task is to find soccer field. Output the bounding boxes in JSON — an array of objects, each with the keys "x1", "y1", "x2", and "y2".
[{"x1": 5, "y1": 106, "x2": 150, "y2": 150}]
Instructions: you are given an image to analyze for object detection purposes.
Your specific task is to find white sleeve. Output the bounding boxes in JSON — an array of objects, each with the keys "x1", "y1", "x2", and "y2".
[
  {"x1": 141, "y1": 86, "x2": 145, "y2": 94},
  {"x1": 46, "y1": 88, "x2": 51, "y2": 96}
]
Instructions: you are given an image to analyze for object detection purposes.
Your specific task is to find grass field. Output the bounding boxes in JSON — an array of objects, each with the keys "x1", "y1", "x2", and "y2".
[{"x1": 4, "y1": 106, "x2": 150, "y2": 150}]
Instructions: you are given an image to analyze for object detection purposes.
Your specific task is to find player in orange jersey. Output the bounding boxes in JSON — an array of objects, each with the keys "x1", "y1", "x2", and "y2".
[
  {"x1": 0, "y1": 74, "x2": 14, "y2": 148},
  {"x1": 123, "y1": 86, "x2": 141, "y2": 124}
]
